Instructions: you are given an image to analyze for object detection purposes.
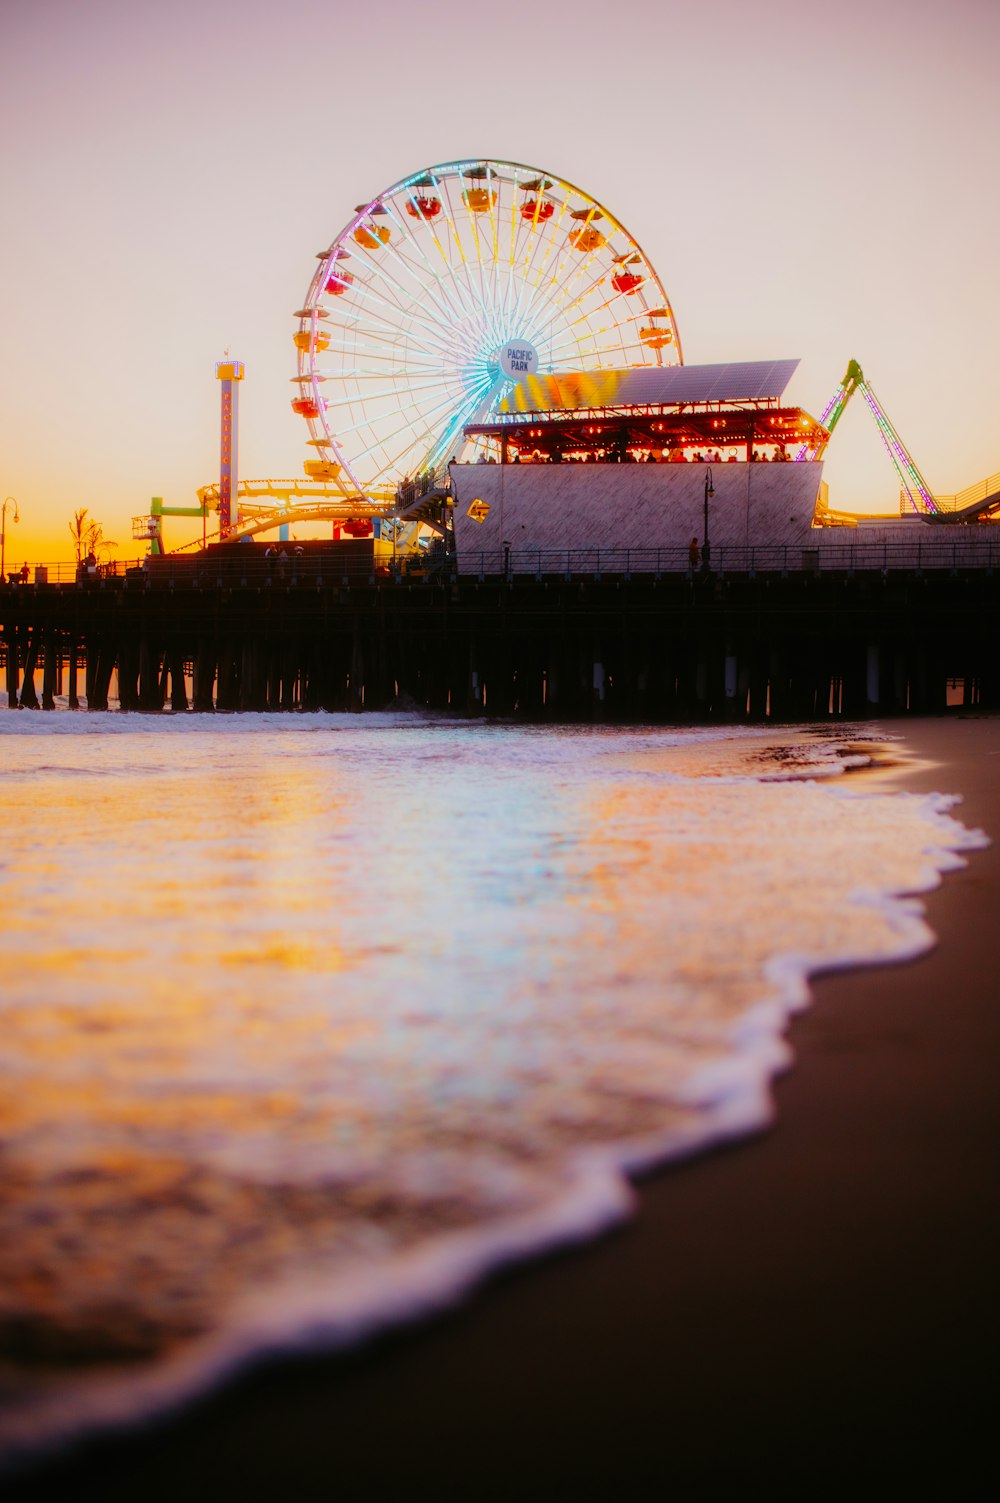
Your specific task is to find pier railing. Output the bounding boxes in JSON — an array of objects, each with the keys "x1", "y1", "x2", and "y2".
[
  {"x1": 929, "y1": 470, "x2": 1000, "y2": 514},
  {"x1": 3, "y1": 537, "x2": 1000, "y2": 592},
  {"x1": 459, "y1": 539, "x2": 1000, "y2": 579}
]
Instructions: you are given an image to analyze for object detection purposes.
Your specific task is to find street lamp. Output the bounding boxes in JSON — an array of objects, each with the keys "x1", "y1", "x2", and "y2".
[
  {"x1": 702, "y1": 467, "x2": 714, "y2": 571},
  {"x1": 1, "y1": 497, "x2": 18, "y2": 582}
]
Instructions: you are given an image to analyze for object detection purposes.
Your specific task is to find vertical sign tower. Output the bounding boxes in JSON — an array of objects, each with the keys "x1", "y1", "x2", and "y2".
[{"x1": 215, "y1": 358, "x2": 245, "y2": 537}]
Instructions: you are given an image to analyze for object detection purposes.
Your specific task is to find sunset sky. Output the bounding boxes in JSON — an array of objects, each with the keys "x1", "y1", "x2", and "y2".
[{"x1": 2, "y1": 0, "x2": 998, "y2": 561}]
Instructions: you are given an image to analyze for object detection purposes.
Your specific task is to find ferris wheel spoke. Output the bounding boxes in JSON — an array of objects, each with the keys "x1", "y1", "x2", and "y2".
[
  {"x1": 485, "y1": 163, "x2": 501, "y2": 271},
  {"x1": 475, "y1": 183, "x2": 526, "y2": 352},
  {"x1": 441, "y1": 174, "x2": 504, "y2": 348},
  {"x1": 336, "y1": 244, "x2": 462, "y2": 336},
  {"x1": 323, "y1": 368, "x2": 474, "y2": 424},
  {"x1": 506, "y1": 202, "x2": 573, "y2": 343},
  {"x1": 517, "y1": 242, "x2": 621, "y2": 354},
  {"x1": 521, "y1": 191, "x2": 579, "y2": 293},
  {"x1": 321, "y1": 376, "x2": 470, "y2": 417},
  {"x1": 339, "y1": 277, "x2": 463, "y2": 358},
  {"x1": 322, "y1": 321, "x2": 460, "y2": 370},
  {"x1": 434, "y1": 175, "x2": 491, "y2": 339},
  {"x1": 365, "y1": 215, "x2": 485, "y2": 350},
  {"x1": 331, "y1": 289, "x2": 465, "y2": 367},
  {"x1": 346, "y1": 376, "x2": 490, "y2": 474},
  {"x1": 502, "y1": 173, "x2": 560, "y2": 329},
  {"x1": 380, "y1": 199, "x2": 489, "y2": 336}
]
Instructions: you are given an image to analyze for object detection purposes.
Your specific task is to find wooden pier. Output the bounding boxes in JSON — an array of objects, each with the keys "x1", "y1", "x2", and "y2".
[{"x1": 2, "y1": 548, "x2": 998, "y2": 720}]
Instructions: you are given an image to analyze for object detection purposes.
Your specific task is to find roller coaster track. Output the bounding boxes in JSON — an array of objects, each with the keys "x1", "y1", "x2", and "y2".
[{"x1": 163, "y1": 478, "x2": 452, "y2": 553}]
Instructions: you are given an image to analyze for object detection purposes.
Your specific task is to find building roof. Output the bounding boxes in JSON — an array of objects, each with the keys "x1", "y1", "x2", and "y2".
[{"x1": 500, "y1": 359, "x2": 801, "y2": 414}]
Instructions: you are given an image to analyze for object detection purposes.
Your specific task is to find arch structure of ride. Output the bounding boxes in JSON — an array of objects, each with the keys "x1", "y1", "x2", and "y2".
[{"x1": 292, "y1": 159, "x2": 683, "y2": 497}]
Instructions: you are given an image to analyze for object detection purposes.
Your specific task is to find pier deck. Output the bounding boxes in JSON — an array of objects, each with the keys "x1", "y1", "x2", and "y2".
[{"x1": 2, "y1": 552, "x2": 998, "y2": 719}]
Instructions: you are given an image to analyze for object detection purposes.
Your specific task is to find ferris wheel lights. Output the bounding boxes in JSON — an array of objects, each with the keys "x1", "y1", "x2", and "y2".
[{"x1": 298, "y1": 159, "x2": 681, "y2": 486}]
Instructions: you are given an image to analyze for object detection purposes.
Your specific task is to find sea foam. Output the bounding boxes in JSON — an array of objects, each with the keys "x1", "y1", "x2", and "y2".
[{"x1": 0, "y1": 715, "x2": 986, "y2": 1468}]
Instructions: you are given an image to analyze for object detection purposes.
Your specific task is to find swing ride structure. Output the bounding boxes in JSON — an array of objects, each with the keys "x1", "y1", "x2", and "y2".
[{"x1": 134, "y1": 159, "x2": 1000, "y2": 558}]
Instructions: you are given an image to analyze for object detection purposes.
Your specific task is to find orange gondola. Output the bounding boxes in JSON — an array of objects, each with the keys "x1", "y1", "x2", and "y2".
[
  {"x1": 291, "y1": 397, "x2": 324, "y2": 419},
  {"x1": 639, "y1": 327, "x2": 674, "y2": 349},
  {"x1": 354, "y1": 223, "x2": 391, "y2": 250},
  {"x1": 568, "y1": 225, "x2": 605, "y2": 252}
]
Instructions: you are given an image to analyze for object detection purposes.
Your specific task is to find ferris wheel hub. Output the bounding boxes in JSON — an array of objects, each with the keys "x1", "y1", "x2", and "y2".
[{"x1": 498, "y1": 340, "x2": 539, "y2": 379}]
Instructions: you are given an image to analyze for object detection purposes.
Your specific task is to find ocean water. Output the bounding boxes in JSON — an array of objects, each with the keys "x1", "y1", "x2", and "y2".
[{"x1": 0, "y1": 712, "x2": 985, "y2": 1466}]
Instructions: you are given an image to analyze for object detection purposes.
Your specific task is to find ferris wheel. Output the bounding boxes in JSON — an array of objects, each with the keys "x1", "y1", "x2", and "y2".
[{"x1": 292, "y1": 159, "x2": 683, "y2": 494}]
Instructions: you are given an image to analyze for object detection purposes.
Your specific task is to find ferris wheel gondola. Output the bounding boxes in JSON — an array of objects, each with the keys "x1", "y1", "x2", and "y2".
[{"x1": 293, "y1": 159, "x2": 682, "y2": 494}]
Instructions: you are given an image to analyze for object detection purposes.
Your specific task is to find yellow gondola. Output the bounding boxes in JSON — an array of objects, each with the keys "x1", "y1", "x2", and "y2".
[
  {"x1": 463, "y1": 187, "x2": 497, "y2": 213},
  {"x1": 293, "y1": 330, "x2": 331, "y2": 352}
]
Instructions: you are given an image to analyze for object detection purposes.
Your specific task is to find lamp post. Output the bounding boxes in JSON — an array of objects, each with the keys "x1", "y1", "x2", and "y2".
[
  {"x1": 1, "y1": 497, "x2": 18, "y2": 582},
  {"x1": 702, "y1": 467, "x2": 714, "y2": 571}
]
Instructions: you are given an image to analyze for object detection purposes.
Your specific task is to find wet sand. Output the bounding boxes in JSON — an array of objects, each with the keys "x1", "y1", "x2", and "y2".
[{"x1": 9, "y1": 716, "x2": 1000, "y2": 1500}]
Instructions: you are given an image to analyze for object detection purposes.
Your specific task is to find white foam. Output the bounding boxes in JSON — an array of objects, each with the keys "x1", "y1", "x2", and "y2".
[{"x1": 0, "y1": 720, "x2": 987, "y2": 1472}]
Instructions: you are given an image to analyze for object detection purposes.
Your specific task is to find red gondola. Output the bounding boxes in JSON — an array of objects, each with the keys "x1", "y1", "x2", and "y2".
[
  {"x1": 521, "y1": 198, "x2": 555, "y2": 222},
  {"x1": 611, "y1": 271, "x2": 643, "y2": 295},
  {"x1": 291, "y1": 397, "x2": 324, "y2": 419},
  {"x1": 407, "y1": 195, "x2": 442, "y2": 220},
  {"x1": 325, "y1": 269, "x2": 354, "y2": 296},
  {"x1": 342, "y1": 517, "x2": 373, "y2": 537}
]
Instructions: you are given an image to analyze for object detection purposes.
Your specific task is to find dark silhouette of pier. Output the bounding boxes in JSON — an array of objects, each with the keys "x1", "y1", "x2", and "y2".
[{"x1": 2, "y1": 542, "x2": 998, "y2": 719}]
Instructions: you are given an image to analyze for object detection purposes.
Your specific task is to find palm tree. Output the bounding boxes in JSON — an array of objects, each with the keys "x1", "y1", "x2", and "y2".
[{"x1": 69, "y1": 507, "x2": 116, "y2": 565}]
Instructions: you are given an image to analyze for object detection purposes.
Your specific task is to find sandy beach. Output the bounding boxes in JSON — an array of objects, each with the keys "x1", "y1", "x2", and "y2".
[{"x1": 8, "y1": 716, "x2": 999, "y2": 1501}]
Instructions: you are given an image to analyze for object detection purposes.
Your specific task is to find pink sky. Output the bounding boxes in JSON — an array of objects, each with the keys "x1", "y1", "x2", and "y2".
[{"x1": 2, "y1": 0, "x2": 998, "y2": 560}]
